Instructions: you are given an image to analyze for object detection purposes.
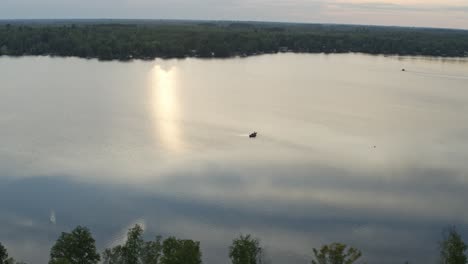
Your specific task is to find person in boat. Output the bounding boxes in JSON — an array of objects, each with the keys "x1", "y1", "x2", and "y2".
[{"x1": 249, "y1": 132, "x2": 257, "y2": 138}]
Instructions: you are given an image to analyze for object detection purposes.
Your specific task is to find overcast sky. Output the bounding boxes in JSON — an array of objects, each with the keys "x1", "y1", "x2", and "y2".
[{"x1": 1, "y1": 0, "x2": 468, "y2": 29}]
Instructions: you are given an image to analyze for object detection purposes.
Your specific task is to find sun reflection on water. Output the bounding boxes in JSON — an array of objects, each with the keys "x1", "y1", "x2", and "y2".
[{"x1": 150, "y1": 64, "x2": 184, "y2": 153}]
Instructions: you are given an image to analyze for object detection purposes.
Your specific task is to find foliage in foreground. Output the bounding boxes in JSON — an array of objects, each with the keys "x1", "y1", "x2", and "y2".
[
  {"x1": 229, "y1": 234, "x2": 263, "y2": 264},
  {"x1": 0, "y1": 243, "x2": 7, "y2": 264},
  {"x1": 311, "y1": 243, "x2": 362, "y2": 264},
  {"x1": 0, "y1": 242, "x2": 25, "y2": 264},
  {"x1": 103, "y1": 225, "x2": 201, "y2": 264},
  {"x1": 440, "y1": 227, "x2": 468, "y2": 264},
  {"x1": 0, "y1": 243, "x2": 8, "y2": 264},
  {"x1": 2, "y1": 224, "x2": 468, "y2": 263},
  {"x1": 49, "y1": 226, "x2": 100, "y2": 264}
]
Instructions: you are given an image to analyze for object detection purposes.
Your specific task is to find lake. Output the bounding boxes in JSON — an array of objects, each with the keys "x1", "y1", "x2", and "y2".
[{"x1": 1, "y1": 53, "x2": 468, "y2": 264}]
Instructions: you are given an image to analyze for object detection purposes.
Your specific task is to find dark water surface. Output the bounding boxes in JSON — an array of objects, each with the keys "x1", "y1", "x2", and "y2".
[{"x1": 1, "y1": 53, "x2": 468, "y2": 263}]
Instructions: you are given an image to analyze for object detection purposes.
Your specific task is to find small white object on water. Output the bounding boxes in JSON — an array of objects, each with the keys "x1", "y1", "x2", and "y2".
[{"x1": 50, "y1": 210, "x2": 56, "y2": 225}]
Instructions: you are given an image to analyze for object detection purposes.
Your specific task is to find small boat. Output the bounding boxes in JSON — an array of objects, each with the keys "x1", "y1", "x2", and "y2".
[{"x1": 249, "y1": 132, "x2": 257, "y2": 138}]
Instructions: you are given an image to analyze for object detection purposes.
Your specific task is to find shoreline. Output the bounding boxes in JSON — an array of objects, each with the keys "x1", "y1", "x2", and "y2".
[{"x1": 1, "y1": 51, "x2": 467, "y2": 63}]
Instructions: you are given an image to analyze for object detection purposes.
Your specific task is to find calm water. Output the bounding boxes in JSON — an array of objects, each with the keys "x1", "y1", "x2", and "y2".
[{"x1": 1, "y1": 53, "x2": 468, "y2": 264}]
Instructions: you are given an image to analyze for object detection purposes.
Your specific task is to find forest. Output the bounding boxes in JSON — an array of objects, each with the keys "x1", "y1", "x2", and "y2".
[{"x1": 0, "y1": 20, "x2": 467, "y2": 60}]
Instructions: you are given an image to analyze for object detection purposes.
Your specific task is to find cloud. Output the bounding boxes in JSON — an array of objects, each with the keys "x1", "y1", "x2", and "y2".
[
  {"x1": 320, "y1": 0, "x2": 468, "y2": 28},
  {"x1": 0, "y1": 0, "x2": 467, "y2": 29},
  {"x1": 0, "y1": 174, "x2": 448, "y2": 264},
  {"x1": 329, "y1": 1, "x2": 468, "y2": 13}
]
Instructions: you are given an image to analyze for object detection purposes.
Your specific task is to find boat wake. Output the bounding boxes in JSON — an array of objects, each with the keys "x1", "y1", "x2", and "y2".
[{"x1": 406, "y1": 70, "x2": 468, "y2": 80}]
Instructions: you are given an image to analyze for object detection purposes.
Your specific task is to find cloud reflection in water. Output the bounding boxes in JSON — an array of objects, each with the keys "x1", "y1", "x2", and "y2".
[{"x1": 0, "y1": 54, "x2": 467, "y2": 264}]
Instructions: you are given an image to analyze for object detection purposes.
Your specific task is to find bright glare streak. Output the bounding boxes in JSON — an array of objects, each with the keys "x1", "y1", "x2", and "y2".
[{"x1": 150, "y1": 65, "x2": 184, "y2": 153}]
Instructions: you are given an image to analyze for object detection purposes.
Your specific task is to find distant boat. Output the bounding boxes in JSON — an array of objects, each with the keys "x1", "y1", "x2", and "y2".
[
  {"x1": 249, "y1": 132, "x2": 257, "y2": 138},
  {"x1": 50, "y1": 210, "x2": 56, "y2": 225}
]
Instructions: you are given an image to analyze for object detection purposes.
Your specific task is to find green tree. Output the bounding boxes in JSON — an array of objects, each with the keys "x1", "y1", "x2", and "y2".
[
  {"x1": 0, "y1": 243, "x2": 26, "y2": 264},
  {"x1": 229, "y1": 234, "x2": 263, "y2": 264},
  {"x1": 311, "y1": 243, "x2": 361, "y2": 264},
  {"x1": 0, "y1": 45, "x2": 7, "y2": 55},
  {"x1": 48, "y1": 260, "x2": 70, "y2": 264},
  {"x1": 102, "y1": 246, "x2": 123, "y2": 264},
  {"x1": 103, "y1": 227, "x2": 199, "y2": 264},
  {"x1": 0, "y1": 243, "x2": 8, "y2": 264},
  {"x1": 440, "y1": 227, "x2": 467, "y2": 264},
  {"x1": 122, "y1": 225, "x2": 144, "y2": 264},
  {"x1": 102, "y1": 224, "x2": 144, "y2": 264},
  {"x1": 141, "y1": 236, "x2": 163, "y2": 264},
  {"x1": 160, "y1": 237, "x2": 201, "y2": 264},
  {"x1": 102, "y1": 225, "x2": 162, "y2": 264},
  {"x1": 49, "y1": 226, "x2": 100, "y2": 264}
]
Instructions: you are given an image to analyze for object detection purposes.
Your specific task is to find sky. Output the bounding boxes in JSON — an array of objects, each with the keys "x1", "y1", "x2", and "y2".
[{"x1": 1, "y1": 0, "x2": 468, "y2": 29}]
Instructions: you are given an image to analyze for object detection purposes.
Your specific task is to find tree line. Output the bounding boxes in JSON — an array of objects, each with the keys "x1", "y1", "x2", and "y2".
[
  {"x1": 0, "y1": 21, "x2": 467, "y2": 60},
  {"x1": 0, "y1": 225, "x2": 467, "y2": 264}
]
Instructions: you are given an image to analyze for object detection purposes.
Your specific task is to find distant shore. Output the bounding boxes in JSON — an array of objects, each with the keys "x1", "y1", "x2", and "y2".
[{"x1": 1, "y1": 20, "x2": 467, "y2": 61}]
